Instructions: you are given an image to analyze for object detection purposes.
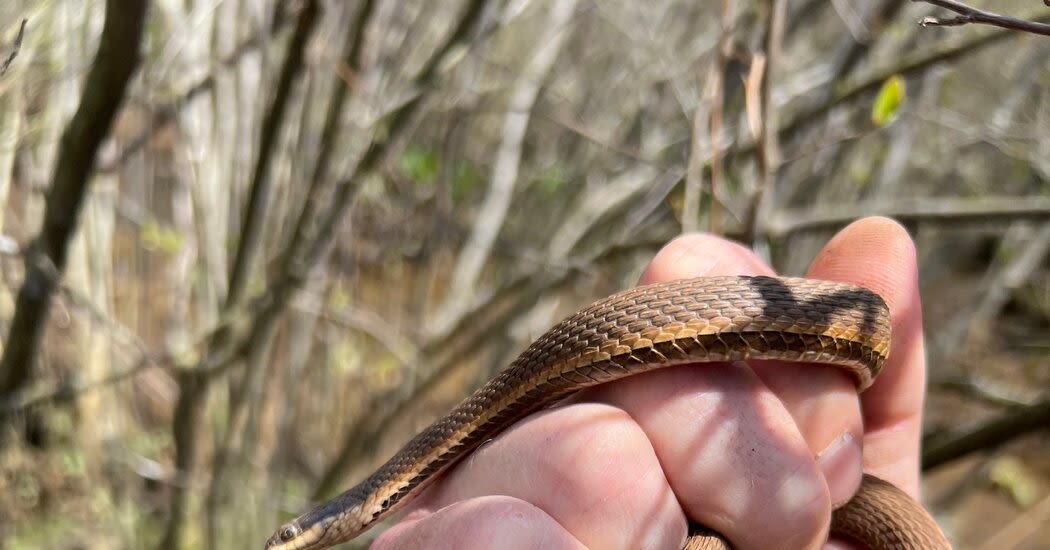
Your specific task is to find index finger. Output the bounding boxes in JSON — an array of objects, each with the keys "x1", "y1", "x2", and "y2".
[{"x1": 804, "y1": 216, "x2": 927, "y2": 497}]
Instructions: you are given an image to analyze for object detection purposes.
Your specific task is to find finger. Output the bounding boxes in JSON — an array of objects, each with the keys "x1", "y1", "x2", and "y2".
[
  {"x1": 641, "y1": 233, "x2": 865, "y2": 510},
  {"x1": 372, "y1": 495, "x2": 587, "y2": 550},
  {"x1": 804, "y1": 216, "x2": 926, "y2": 497},
  {"x1": 591, "y1": 361, "x2": 834, "y2": 550},
  {"x1": 412, "y1": 403, "x2": 688, "y2": 550},
  {"x1": 637, "y1": 233, "x2": 774, "y2": 284},
  {"x1": 591, "y1": 234, "x2": 847, "y2": 549}
]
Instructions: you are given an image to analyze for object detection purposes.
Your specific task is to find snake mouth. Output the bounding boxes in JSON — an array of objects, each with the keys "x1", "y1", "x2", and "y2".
[
  {"x1": 263, "y1": 520, "x2": 325, "y2": 550},
  {"x1": 263, "y1": 534, "x2": 282, "y2": 549}
]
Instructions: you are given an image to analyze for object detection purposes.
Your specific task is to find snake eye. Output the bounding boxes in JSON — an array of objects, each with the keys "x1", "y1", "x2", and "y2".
[{"x1": 280, "y1": 525, "x2": 299, "y2": 541}]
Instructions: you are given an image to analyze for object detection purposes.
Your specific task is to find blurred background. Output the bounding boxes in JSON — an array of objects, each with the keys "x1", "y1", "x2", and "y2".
[{"x1": 0, "y1": 0, "x2": 1048, "y2": 548}]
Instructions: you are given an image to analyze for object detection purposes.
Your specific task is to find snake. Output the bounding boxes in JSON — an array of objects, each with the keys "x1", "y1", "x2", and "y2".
[{"x1": 264, "y1": 275, "x2": 951, "y2": 549}]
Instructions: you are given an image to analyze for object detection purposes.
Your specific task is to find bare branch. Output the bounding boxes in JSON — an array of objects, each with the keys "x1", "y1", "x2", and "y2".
[
  {"x1": 778, "y1": 10, "x2": 1050, "y2": 145},
  {"x1": 977, "y1": 491, "x2": 1050, "y2": 550},
  {"x1": 0, "y1": 0, "x2": 147, "y2": 429},
  {"x1": 706, "y1": 0, "x2": 734, "y2": 236},
  {"x1": 96, "y1": 12, "x2": 294, "y2": 174},
  {"x1": 430, "y1": 0, "x2": 579, "y2": 339},
  {"x1": 683, "y1": 72, "x2": 706, "y2": 234},
  {"x1": 9, "y1": 195, "x2": 1046, "y2": 419},
  {"x1": 922, "y1": 396, "x2": 1050, "y2": 471},
  {"x1": 197, "y1": 2, "x2": 324, "y2": 546},
  {"x1": 310, "y1": 236, "x2": 663, "y2": 500},
  {"x1": 0, "y1": 353, "x2": 168, "y2": 414},
  {"x1": 933, "y1": 376, "x2": 1042, "y2": 409},
  {"x1": 742, "y1": 0, "x2": 786, "y2": 247},
  {"x1": 932, "y1": 222, "x2": 1050, "y2": 361},
  {"x1": 279, "y1": 0, "x2": 377, "y2": 272},
  {"x1": 765, "y1": 195, "x2": 1050, "y2": 238},
  {"x1": 913, "y1": 0, "x2": 1050, "y2": 36},
  {"x1": 0, "y1": 18, "x2": 26, "y2": 78},
  {"x1": 226, "y1": 0, "x2": 320, "y2": 308}
]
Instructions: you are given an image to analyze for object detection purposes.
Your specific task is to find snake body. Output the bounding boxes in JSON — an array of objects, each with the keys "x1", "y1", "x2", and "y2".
[{"x1": 265, "y1": 275, "x2": 950, "y2": 549}]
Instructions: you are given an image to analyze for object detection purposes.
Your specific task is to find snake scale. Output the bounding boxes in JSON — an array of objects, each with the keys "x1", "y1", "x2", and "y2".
[{"x1": 265, "y1": 275, "x2": 950, "y2": 549}]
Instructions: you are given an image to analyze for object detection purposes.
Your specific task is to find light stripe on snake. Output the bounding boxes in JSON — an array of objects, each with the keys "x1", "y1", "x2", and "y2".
[{"x1": 265, "y1": 275, "x2": 950, "y2": 550}]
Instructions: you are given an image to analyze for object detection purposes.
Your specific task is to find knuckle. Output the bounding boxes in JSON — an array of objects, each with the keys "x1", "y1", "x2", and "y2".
[{"x1": 746, "y1": 463, "x2": 832, "y2": 549}]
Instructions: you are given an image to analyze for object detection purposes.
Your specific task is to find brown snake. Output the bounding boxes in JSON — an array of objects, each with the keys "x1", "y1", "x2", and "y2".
[{"x1": 265, "y1": 275, "x2": 950, "y2": 549}]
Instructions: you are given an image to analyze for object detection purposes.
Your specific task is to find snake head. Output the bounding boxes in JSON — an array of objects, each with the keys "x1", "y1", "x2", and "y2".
[
  {"x1": 264, "y1": 520, "x2": 307, "y2": 550},
  {"x1": 264, "y1": 518, "x2": 333, "y2": 550},
  {"x1": 264, "y1": 502, "x2": 371, "y2": 550}
]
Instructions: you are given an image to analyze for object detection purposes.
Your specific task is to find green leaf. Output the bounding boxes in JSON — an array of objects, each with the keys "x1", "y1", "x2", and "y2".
[
  {"x1": 871, "y1": 75, "x2": 905, "y2": 127},
  {"x1": 533, "y1": 165, "x2": 567, "y2": 196},
  {"x1": 452, "y1": 161, "x2": 481, "y2": 202},
  {"x1": 990, "y1": 455, "x2": 1039, "y2": 508},
  {"x1": 328, "y1": 340, "x2": 360, "y2": 375},
  {"x1": 329, "y1": 283, "x2": 351, "y2": 309},
  {"x1": 398, "y1": 147, "x2": 440, "y2": 186},
  {"x1": 140, "y1": 220, "x2": 184, "y2": 254},
  {"x1": 60, "y1": 449, "x2": 86, "y2": 478}
]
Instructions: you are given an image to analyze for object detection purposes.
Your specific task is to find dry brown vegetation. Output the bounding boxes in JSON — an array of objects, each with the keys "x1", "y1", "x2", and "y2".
[{"x1": 0, "y1": 1, "x2": 1048, "y2": 549}]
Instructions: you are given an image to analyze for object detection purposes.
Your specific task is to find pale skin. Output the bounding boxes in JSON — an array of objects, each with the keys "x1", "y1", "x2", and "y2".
[{"x1": 372, "y1": 217, "x2": 928, "y2": 550}]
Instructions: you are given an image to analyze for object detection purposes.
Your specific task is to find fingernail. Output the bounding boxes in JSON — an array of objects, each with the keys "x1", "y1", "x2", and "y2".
[{"x1": 817, "y1": 432, "x2": 862, "y2": 507}]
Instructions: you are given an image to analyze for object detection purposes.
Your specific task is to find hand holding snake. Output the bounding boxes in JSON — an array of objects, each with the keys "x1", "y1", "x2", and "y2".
[{"x1": 266, "y1": 217, "x2": 949, "y2": 549}]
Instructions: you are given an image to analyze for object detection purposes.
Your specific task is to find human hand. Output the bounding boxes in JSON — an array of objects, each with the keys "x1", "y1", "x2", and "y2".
[{"x1": 372, "y1": 217, "x2": 928, "y2": 550}]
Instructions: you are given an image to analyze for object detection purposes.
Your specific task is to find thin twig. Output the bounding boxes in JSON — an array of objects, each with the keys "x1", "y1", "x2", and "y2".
[
  {"x1": 913, "y1": 0, "x2": 1050, "y2": 36},
  {"x1": 310, "y1": 236, "x2": 663, "y2": 500},
  {"x1": 764, "y1": 195, "x2": 1050, "y2": 238},
  {"x1": 546, "y1": 165, "x2": 660, "y2": 261},
  {"x1": 828, "y1": 0, "x2": 905, "y2": 103},
  {"x1": 682, "y1": 66, "x2": 706, "y2": 234},
  {"x1": 0, "y1": 280, "x2": 162, "y2": 415},
  {"x1": 0, "y1": 353, "x2": 169, "y2": 414},
  {"x1": 922, "y1": 396, "x2": 1050, "y2": 471},
  {"x1": 933, "y1": 222, "x2": 1050, "y2": 361},
  {"x1": 540, "y1": 109, "x2": 653, "y2": 163},
  {"x1": 430, "y1": 0, "x2": 579, "y2": 339},
  {"x1": 932, "y1": 376, "x2": 1042, "y2": 409},
  {"x1": 0, "y1": 18, "x2": 26, "y2": 78},
  {"x1": 9, "y1": 195, "x2": 1048, "y2": 416},
  {"x1": 278, "y1": 0, "x2": 377, "y2": 274},
  {"x1": 225, "y1": 1, "x2": 319, "y2": 309},
  {"x1": 777, "y1": 10, "x2": 1050, "y2": 146},
  {"x1": 742, "y1": 0, "x2": 786, "y2": 247},
  {"x1": 96, "y1": 11, "x2": 294, "y2": 173},
  {"x1": 706, "y1": 0, "x2": 733, "y2": 236},
  {"x1": 977, "y1": 490, "x2": 1050, "y2": 550},
  {"x1": 198, "y1": 1, "x2": 323, "y2": 546},
  {"x1": 272, "y1": 0, "x2": 493, "y2": 505}
]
